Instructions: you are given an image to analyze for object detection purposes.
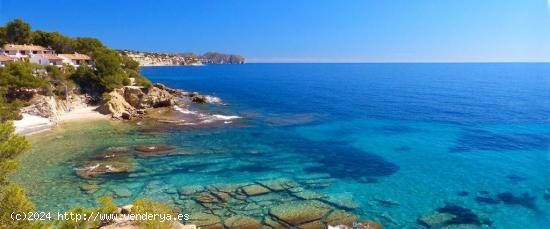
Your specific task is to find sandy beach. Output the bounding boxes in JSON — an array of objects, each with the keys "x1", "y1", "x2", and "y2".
[{"x1": 14, "y1": 106, "x2": 108, "y2": 136}]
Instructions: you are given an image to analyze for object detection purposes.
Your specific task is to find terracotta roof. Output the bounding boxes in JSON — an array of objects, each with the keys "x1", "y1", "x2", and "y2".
[
  {"x1": 3, "y1": 44, "x2": 48, "y2": 51},
  {"x1": 0, "y1": 55, "x2": 13, "y2": 62},
  {"x1": 35, "y1": 54, "x2": 63, "y2": 61},
  {"x1": 59, "y1": 53, "x2": 91, "y2": 60}
]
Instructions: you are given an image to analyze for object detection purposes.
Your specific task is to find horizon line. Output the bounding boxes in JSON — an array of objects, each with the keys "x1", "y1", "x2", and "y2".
[{"x1": 245, "y1": 60, "x2": 550, "y2": 64}]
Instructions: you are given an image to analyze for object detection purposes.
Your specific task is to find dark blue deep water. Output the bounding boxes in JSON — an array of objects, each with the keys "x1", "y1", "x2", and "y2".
[{"x1": 140, "y1": 64, "x2": 550, "y2": 228}]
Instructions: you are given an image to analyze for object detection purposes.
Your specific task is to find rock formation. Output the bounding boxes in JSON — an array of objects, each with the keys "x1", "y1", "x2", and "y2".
[
  {"x1": 98, "y1": 83, "x2": 211, "y2": 120},
  {"x1": 19, "y1": 93, "x2": 93, "y2": 121}
]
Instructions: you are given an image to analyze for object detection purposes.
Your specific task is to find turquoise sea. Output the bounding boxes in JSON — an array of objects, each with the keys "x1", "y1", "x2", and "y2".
[{"x1": 14, "y1": 64, "x2": 550, "y2": 228}]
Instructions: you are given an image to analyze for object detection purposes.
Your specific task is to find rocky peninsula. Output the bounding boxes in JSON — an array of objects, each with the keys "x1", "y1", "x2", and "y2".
[{"x1": 119, "y1": 50, "x2": 245, "y2": 66}]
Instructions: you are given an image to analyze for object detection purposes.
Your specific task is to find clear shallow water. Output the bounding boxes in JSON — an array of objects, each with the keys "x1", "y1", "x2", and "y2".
[{"x1": 13, "y1": 64, "x2": 550, "y2": 228}]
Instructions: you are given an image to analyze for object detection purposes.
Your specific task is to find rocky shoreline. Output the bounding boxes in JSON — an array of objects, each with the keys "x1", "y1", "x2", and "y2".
[
  {"x1": 14, "y1": 83, "x2": 221, "y2": 135},
  {"x1": 119, "y1": 50, "x2": 245, "y2": 66}
]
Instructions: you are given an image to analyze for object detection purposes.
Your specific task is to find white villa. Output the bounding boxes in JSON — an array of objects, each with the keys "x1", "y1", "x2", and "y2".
[
  {"x1": 2, "y1": 44, "x2": 55, "y2": 60},
  {"x1": 30, "y1": 54, "x2": 64, "y2": 66},
  {"x1": 0, "y1": 44, "x2": 93, "y2": 67},
  {"x1": 59, "y1": 53, "x2": 93, "y2": 67},
  {"x1": 0, "y1": 55, "x2": 14, "y2": 67}
]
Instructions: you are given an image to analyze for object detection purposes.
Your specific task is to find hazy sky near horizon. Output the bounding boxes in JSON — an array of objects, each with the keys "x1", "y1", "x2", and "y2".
[{"x1": 1, "y1": 0, "x2": 549, "y2": 62}]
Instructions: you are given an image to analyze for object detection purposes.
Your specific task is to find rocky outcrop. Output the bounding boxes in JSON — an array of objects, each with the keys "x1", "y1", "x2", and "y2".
[
  {"x1": 99, "y1": 83, "x2": 217, "y2": 120},
  {"x1": 99, "y1": 89, "x2": 136, "y2": 119}
]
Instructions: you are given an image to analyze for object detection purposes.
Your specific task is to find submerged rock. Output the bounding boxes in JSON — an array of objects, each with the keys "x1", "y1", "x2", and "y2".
[
  {"x1": 113, "y1": 187, "x2": 132, "y2": 198},
  {"x1": 134, "y1": 144, "x2": 175, "y2": 152},
  {"x1": 269, "y1": 201, "x2": 331, "y2": 226},
  {"x1": 90, "y1": 147, "x2": 133, "y2": 161},
  {"x1": 80, "y1": 183, "x2": 100, "y2": 194},
  {"x1": 418, "y1": 204, "x2": 491, "y2": 229},
  {"x1": 257, "y1": 178, "x2": 298, "y2": 191},
  {"x1": 418, "y1": 212, "x2": 456, "y2": 228},
  {"x1": 324, "y1": 210, "x2": 357, "y2": 227},
  {"x1": 496, "y1": 192, "x2": 536, "y2": 209},
  {"x1": 76, "y1": 161, "x2": 133, "y2": 178},
  {"x1": 291, "y1": 189, "x2": 327, "y2": 200},
  {"x1": 241, "y1": 184, "x2": 271, "y2": 196},
  {"x1": 457, "y1": 191, "x2": 469, "y2": 197},
  {"x1": 187, "y1": 212, "x2": 223, "y2": 229},
  {"x1": 475, "y1": 196, "x2": 499, "y2": 205},
  {"x1": 325, "y1": 194, "x2": 358, "y2": 210},
  {"x1": 223, "y1": 215, "x2": 261, "y2": 229},
  {"x1": 436, "y1": 205, "x2": 491, "y2": 226}
]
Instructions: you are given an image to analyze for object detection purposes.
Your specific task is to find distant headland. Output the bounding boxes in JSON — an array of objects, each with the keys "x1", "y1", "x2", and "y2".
[{"x1": 119, "y1": 50, "x2": 245, "y2": 66}]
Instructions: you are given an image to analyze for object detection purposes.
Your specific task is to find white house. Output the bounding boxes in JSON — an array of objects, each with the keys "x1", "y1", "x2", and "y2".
[
  {"x1": 29, "y1": 54, "x2": 64, "y2": 66},
  {"x1": 59, "y1": 53, "x2": 93, "y2": 67},
  {"x1": 0, "y1": 55, "x2": 14, "y2": 67},
  {"x1": 2, "y1": 44, "x2": 54, "y2": 60}
]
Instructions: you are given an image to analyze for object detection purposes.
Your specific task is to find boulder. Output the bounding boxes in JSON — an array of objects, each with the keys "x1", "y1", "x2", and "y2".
[
  {"x1": 121, "y1": 111, "x2": 131, "y2": 120},
  {"x1": 123, "y1": 86, "x2": 146, "y2": 108},
  {"x1": 191, "y1": 95, "x2": 208, "y2": 104},
  {"x1": 98, "y1": 89, "x2": 135, "y2": 119},
  {"x1": 121, "y1": 204, "x2": 133, "y2": 214},
  {"x1": 144, "y1": 86, "x2": 174, "y2": 107}
]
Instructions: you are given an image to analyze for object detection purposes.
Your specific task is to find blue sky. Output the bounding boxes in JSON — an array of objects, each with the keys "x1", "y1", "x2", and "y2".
[{"x1": 1, "y1": 0, "x2": 549, "y2": 62}]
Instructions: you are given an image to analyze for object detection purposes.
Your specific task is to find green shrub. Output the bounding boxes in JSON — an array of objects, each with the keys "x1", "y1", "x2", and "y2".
[{"x1": 132, "y1": 199, "x2": 178, "y2": 229}]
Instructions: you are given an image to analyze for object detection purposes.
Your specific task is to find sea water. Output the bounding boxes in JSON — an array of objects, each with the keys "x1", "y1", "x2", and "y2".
[{"x1": 13, "y1": 63, "x2": 550, "y2": 228}]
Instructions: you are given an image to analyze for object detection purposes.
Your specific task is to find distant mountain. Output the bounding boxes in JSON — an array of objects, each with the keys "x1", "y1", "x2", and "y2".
[{"x1": 119, "y1": 50, "x2": 245, "y2": 66}]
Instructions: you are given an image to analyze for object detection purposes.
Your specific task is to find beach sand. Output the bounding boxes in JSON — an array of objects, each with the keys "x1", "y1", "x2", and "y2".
[{"x1": 14, "y1": 106, "x2": 108, "y2": 136}]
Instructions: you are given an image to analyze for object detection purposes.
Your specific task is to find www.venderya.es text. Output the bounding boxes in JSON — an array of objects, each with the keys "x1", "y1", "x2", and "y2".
[{"x1": 11, "y1": 211, "x2": 190, "y2": 222}]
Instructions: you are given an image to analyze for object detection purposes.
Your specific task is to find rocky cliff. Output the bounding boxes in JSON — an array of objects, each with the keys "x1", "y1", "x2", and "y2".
[{"x1": 19, "y1": 93, "x2": 93, "y2": 121}]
